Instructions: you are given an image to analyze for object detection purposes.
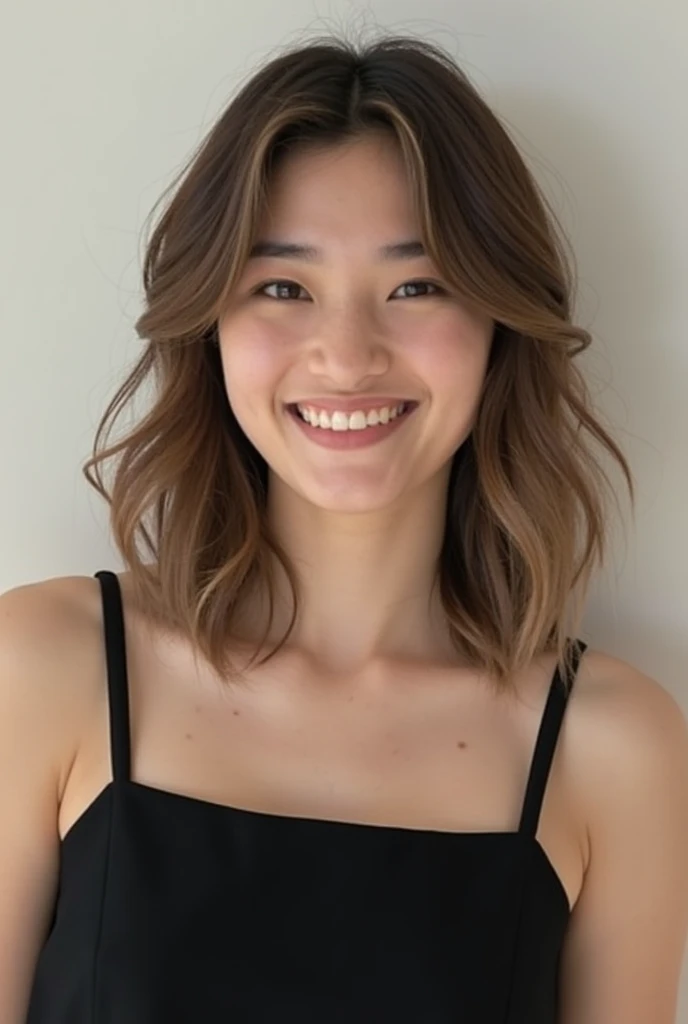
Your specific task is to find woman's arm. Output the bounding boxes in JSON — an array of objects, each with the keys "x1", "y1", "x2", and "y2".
[
  {"x1": 0, "y1": 581, "x2": 84, "y2": 1023},
  {"x1": 559, "y1": 660, "x2": 688, "y2": 1023}
]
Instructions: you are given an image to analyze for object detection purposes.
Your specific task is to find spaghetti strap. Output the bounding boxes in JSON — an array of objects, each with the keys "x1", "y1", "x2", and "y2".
[
  {"x1": 518, "y1": 637, "x2": 588, "y2": 837},
  {"x1": 94, "y1": 570, "x2": 131, "y2": 785}
]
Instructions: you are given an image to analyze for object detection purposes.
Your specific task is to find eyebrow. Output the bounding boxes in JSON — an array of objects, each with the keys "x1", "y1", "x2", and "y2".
[{"x1": 247, "y1": 239, "x2": 427, "y2": 262}]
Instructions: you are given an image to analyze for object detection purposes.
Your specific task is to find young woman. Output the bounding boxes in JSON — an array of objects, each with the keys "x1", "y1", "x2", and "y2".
[{"x1": 2, "y1": 32, "x2": 687, "y2": 1024}]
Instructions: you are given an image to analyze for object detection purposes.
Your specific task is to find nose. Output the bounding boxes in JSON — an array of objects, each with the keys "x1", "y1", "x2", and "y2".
[{"x1": 307, "y1": 307, "x2": 390, "y2": 388}]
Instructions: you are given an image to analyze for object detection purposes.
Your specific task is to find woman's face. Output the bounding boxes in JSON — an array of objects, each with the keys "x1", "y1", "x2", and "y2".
[{"x1": 216, "y1": 131, "x2": 495, "y2": 512}]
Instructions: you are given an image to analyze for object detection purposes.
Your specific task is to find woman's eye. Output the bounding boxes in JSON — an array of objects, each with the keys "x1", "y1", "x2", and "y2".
[
  {"x1": 254, "y1": 279, "x2": 444, "y2": 301},
  {"x1": 256, "y1": 280, "x2": 307, "y2": 301},
  {"x1": 391, "y1": 280, "x2": 443, "y2": 299}
]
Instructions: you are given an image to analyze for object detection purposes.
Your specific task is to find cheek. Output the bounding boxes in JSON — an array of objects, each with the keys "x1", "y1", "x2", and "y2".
[
  {"x1": 219, "y1": 322, "x2": 288, "y2": 412},
  {"x1": 413, "y1": 319, "x2": 492, "y2": 398}
]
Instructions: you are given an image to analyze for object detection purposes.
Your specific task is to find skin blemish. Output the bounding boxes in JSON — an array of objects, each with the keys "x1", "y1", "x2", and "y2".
[{"x1": 457, "y1": 740, "x2": 467, "y2": 749}]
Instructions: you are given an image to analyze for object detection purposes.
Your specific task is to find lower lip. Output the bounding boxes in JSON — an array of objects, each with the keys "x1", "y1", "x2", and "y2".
[{"x1": 286, "y1": 403, "x2": 418, "y2": 449}]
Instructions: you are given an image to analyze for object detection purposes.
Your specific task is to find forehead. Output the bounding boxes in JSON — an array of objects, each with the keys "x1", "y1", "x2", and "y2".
[{"x1": 258, "y1": 134, "x2": 418, "y2": 236}]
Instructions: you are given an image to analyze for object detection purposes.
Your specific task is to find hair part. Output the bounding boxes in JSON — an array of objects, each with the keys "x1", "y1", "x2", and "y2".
[{"x1": 83, "y1": 32, "x2": 634, "y2": 696}]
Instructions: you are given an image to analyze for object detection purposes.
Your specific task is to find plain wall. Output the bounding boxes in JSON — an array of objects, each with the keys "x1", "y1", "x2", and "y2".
[{"x1": 1, "y1": 0, "x2": 687, "y2": 1009}]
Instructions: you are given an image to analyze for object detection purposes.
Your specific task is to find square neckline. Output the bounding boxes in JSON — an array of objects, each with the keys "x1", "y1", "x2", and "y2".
[{"x1": 59, "y1": 773, "x2": 573, "y2": 916}]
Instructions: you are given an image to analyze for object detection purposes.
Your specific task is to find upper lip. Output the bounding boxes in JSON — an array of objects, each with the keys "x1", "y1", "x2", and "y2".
[{"x1": 288, "y1": 397, "x2": 417, "y2": 413}]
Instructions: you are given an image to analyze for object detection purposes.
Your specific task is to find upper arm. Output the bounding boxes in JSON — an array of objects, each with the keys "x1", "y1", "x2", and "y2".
[
  {"x1": 0, "y1": 581, "x2": 87, "y2": 1024},
  {"x1": 559, "y1": 659, "x2": 688, "y2": 1024}
]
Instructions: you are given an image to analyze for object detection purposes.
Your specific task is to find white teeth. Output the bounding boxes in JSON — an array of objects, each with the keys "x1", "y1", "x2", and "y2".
[{"x1": 296, "y1": 402, "x2": 408, "y2": 430}]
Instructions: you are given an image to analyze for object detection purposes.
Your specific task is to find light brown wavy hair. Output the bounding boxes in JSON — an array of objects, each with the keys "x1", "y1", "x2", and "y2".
[{"x1": 82, "y1": 32, "x2": 634, "y2": 696}]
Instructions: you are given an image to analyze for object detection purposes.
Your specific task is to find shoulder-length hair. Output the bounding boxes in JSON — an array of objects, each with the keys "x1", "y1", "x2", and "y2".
[{"x1": 83, "y1": 33, "x2": 634, "y2": 695}]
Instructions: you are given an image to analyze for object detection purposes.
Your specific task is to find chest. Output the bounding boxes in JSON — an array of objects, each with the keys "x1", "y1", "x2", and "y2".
[{"x1": 68, "y1": 624, "x2": 553, "y2": 831}]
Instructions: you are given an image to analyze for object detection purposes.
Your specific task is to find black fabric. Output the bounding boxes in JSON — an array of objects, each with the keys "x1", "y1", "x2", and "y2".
[{"x1": 25, "y1": 569, "x2": 587, "y2": 1023}]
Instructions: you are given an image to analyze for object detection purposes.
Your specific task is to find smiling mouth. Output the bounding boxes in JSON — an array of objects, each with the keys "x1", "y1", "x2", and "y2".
[{"x1": 286, "y1": 401, "x2": 417, "y2": 428}]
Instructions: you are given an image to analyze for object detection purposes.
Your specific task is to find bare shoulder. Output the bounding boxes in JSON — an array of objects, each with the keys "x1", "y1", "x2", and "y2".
[
  {"x1": 569, "y1": 646, "x2": 688, "y2": 824},
  {"x1": 0, "y1": 574, "x2": 106, "y2": 791},
  {"x1": 0, "y1": 573, "x2": 101, "y2": 648},
  {"x1": 573, "y1": 646, "x2": 688, "y2": 763}
]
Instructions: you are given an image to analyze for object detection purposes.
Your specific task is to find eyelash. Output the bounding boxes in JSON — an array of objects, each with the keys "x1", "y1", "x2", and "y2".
[{"x1": 251, "y1": 279, "x2": 446, "y2": 301}]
